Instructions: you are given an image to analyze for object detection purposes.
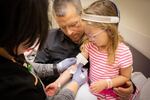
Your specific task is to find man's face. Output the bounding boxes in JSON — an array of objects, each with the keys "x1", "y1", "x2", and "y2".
[{"x1": 55, "y1": 4, "x2": 84, "y2": 44}]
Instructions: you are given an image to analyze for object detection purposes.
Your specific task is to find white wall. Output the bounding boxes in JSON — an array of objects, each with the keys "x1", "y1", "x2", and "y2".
[{"x1": 116, "y1": 0, "x2": 150, "y2": 59}]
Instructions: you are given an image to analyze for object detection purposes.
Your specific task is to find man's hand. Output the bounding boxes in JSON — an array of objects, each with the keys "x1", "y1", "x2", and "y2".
[{"x1": 113, "y1": 81, "x2": 133, "y2": 99}]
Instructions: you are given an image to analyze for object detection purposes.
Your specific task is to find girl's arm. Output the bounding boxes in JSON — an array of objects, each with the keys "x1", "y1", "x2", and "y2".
[
  {"x1": 76, "y1": 43, "x2": 89, "y2": 66},
  {"x1": 45, "y1": 65, "x2": 77, "y2": 96},
  {"x1": 50, "y1": 66, "x2": 87, "y2": 100},
  {"x1": 80, "y1": 43, "x2": 89, "y2": 59},
  {"x1": 111, "y1": 66, "x2": 132, "y2": 88},
  {"x1": 54, "y1": 64, "x2": 77, "y2": 87},
  {"x1": 90, "y1": 66, "x2": 132, "y2": 93}
]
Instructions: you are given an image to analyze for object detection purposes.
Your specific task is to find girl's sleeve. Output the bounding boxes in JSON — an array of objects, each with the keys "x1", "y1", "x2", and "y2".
[{"x1": 119, "y1": 45, "x2": 133, "y2": 68}]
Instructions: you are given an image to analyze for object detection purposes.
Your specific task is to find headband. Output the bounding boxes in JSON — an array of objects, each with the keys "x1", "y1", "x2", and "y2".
[{"x1": 81, "y1": 13, "x2": 120, "y2": 23}]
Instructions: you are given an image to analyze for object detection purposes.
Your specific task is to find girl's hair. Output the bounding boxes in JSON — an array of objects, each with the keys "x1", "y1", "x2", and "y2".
[
  {"x1": 0, "y1": 0, "x2": 49, "y2": 56},
  {"x1": 83, "y1": 0, "x2": 123, "y2": 64}
]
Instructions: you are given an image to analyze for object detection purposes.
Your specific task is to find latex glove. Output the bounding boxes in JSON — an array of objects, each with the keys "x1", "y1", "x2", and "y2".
[
  {"x1": 72, "y1": 63, "x2": 87, "y2": 86},
  {"x1": 57, "y1": 57, "x2": 76, "y2": 73}
]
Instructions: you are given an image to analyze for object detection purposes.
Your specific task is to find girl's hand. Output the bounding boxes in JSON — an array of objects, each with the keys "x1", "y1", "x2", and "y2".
[
  {"x1": 45, "y1": 82, "x2": 59, "y2": 96},
  {"x1": 90, "y1": 80, "x2": 107, "y2": 93}
]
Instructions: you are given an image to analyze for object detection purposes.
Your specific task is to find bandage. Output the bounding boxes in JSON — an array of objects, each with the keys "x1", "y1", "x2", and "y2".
[
  {"x1": 76, "y1": 53, "x2": 88, "y2": 65},
  {"x1": 81, "y1": 13, "x2": 119, "y2": 23}
]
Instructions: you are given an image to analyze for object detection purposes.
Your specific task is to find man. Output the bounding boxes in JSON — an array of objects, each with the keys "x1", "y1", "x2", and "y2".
[
  {"x1": 33, "y1": 0, "x2": 137, "y2": 99},
  {"x1": 34, "y1": 0, "x2": 85, "y2": 85}
]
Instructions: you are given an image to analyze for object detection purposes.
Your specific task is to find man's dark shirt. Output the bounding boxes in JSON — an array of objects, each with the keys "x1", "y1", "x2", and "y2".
[{"x1": 34, "y1": 29, "x2": 82, "y2": 85}]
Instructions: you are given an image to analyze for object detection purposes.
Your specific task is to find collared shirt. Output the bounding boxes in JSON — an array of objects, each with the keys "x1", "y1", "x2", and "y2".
[{"x1": 35, "y1": 29, "x2": 81, "y2": 64}]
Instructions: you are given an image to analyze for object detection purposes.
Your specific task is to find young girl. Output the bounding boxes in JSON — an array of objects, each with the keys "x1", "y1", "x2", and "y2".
[{"x1": 80, "y1": 0, "x2": 133, "y2": 99}]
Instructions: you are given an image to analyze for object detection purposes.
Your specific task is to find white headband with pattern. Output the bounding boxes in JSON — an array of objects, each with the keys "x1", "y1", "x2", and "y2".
[{"x1": 81, "y1": 13, "x2": 120, "y2": 23}]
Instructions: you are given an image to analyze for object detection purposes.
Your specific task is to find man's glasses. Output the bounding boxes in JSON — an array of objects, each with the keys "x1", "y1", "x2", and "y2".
[{"x1": 60, "y1": 18, "x2": 81, "y2": 31}]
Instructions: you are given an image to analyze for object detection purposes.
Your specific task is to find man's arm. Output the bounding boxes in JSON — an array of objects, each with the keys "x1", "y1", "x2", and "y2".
[
  {"x1": 34, "y1": 29, "x2": 58, "y2": 63},
  {"x1": 113, "y1": 81, "x2": 136, "y2": 99}
]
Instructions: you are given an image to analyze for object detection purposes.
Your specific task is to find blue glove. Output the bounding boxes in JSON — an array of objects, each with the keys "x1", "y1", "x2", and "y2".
[
  {"x1": 57, "y1": 57, "x2": 77, "y2": 73},
  {"x1": 72, "y1": 63, "x2": 87, "y2": 86}
]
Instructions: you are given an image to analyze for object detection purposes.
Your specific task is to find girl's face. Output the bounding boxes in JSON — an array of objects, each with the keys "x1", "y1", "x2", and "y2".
[{"x1": 85, "y1": 24, "x2": 109, "y2": 48}]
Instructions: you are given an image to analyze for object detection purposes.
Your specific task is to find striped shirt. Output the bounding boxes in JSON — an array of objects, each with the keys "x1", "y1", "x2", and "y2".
[{"x1": 85, "y1": 42, "x2": 133, "y2": 99}]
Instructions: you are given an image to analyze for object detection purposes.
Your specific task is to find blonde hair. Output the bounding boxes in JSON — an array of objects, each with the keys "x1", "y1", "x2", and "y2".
[{"x1": 83, "y1": 0, "x2": 123, "y2": 64}]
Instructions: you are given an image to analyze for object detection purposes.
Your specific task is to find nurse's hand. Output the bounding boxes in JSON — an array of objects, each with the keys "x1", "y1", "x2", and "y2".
[
  {"x1": 57, "y1": 57, "x2": 76, "y2": 73},
  {"x1": 72, "y1": 63, "x2": 87, "y2": 86}
]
